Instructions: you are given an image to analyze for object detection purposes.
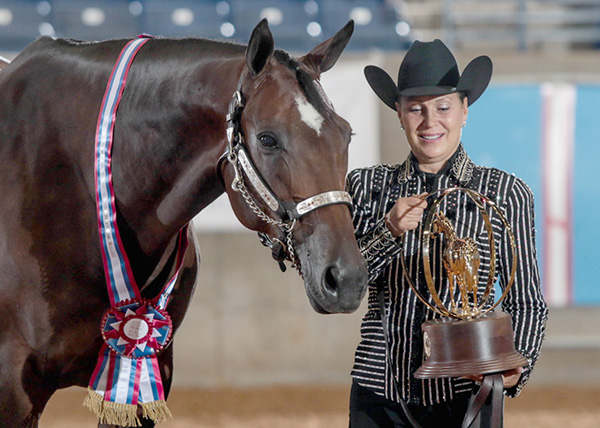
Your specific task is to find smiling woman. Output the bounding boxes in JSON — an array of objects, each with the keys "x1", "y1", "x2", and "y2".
[
  {"x1": 345, "y1": 39, "x2": 548, "y2": 428},
  {"x1": 396, "y1": 93, "x2": 467, "y2": 174}
]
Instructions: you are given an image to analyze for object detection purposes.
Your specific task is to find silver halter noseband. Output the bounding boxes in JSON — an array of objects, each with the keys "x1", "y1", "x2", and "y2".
[{"x1": 223, "y1": 87, "x2": 353, "y2": 273}]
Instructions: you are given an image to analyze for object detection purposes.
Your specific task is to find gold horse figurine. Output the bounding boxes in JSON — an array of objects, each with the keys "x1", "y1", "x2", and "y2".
[{"x1": 431, "y1": 211, "x2": 481, "y2": 318}]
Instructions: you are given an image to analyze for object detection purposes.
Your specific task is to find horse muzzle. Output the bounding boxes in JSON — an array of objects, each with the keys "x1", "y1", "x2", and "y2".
[{"x1": 295, "y1": 226, "x2": 368, "y2": 314}]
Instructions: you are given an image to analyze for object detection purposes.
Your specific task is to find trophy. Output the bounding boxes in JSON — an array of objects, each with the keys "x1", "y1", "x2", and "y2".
[{"x1": 401, "y1": 187, "x2": 528, "y2": 379}]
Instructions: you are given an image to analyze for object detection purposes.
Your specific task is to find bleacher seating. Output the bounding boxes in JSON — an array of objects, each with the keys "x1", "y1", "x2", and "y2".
[
  {"x1": 2, "y1": 0, "x2": 600, "y2": 54},
  {"x1": 0, "y1": 0, "x2": 415, "y2": 53},
  {"x1": 228, "y1": 0, "x2": 323, "y2": 52},
  {"x1": 319, "y1": 0, "x2": 412, "y2": 51},
  {"x1": 406, "y1": 0, "x2": 600, "y2": 51},
  {"x1": 0, "y1": 1, "x2": 48, "y2": 51},
  {"x1": 51, "y1": 0, "x2": 140, "y2": 41},
  {"x1": 141, "y1": 0, "x2": 231, "y2": 40}
]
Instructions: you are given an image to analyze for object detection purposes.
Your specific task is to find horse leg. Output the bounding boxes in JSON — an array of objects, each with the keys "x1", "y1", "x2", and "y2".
[
  {"x1": 0, "y1": 347, "x2": 57, "y2": 428},
  {"x1": 466, "y1": 272, "x2": 478, "y2": 308},
  {"x1": 447, "y1": 271, "x2": 457, "y2": 313},
  {"x1": 98, "y1": 344, "x2": 175, "y2": 428}
]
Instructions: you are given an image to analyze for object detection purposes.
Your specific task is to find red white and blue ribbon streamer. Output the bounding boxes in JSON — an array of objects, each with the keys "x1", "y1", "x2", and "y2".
[{"x1": 85, "y1": 35, "x2": 189, "y2": 426}]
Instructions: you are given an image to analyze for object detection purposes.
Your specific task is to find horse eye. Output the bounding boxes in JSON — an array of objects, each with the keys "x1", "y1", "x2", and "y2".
[{"x1": 258, "y1": 134, "x2": 278, "y2": 149}]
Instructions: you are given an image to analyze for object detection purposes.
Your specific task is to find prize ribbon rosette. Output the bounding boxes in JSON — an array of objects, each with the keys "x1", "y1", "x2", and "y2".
[
  {"x1": 84, "y1": 36, "x2": 188, "y2": 426},
  {"x1": 101, "y1": 299, "x2": 172, "y2": 359}
]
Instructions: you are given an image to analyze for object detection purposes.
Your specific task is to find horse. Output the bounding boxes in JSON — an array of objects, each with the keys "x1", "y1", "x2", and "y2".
[
  {"x1": 432, "y1": 211, "x2": 481, "y2": 317},
  {"x1": 0, "y1": 55, "x2": 9, "y2": 70},
  {"x1": 0, "y1": 19, "x2": 368, "y2": 427}
]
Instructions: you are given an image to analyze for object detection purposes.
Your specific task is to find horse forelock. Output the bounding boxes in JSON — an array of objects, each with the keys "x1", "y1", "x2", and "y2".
[{"x1": 273, "y1": 50, "x2": 334, "y2": 119}]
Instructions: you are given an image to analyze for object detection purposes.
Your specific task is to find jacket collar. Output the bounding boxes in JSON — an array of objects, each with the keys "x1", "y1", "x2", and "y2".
[{"x1": 398, "y1": 143, "x2": 474, "y2": 185}]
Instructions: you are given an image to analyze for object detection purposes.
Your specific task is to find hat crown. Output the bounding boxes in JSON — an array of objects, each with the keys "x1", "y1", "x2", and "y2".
[
  {"x1": 397, "y1": 39, "x2": 459, "y2": 92},
  {"x1": 363, "y1": 39, "x2": 492, "y2": 110}
]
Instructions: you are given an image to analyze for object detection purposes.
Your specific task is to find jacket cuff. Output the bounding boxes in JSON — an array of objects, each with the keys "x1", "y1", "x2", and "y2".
[
  {"x1": 358, "y1": 219, "x2": 402, "y2": 263},
  {"x1": 504, "y1": 353, "x2": 533, "y2": 398}
]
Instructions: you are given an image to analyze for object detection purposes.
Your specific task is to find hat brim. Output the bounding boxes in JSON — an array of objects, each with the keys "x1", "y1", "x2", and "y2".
[
  {"x1": 456, "y1": 55, "x2": 493, "y2": 106},
  {"x1": 364, "y1": 65, "x2": 399, "y2": 110},
  {"x1": 365, "y1": 55, "x2": 493, "y2": 109}
]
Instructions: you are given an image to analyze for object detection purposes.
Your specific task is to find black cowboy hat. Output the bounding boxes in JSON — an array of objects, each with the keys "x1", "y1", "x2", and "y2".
[{"x1": 364, "y1": 39, "x2": 493, "y2": 109}]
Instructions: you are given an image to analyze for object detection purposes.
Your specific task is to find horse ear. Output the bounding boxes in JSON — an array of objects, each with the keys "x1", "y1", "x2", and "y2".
[
  {"x1": 246, "y1": 18, "x2": 275, "y2": 75},
  {"x1": 301, "y1": 20, "x2": 354, "y2": 75}
]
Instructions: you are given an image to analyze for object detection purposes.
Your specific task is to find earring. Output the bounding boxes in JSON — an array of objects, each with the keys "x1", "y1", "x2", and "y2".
[
  {"x1": 400, "y1": 125, "x2": 404, "y2": 130},
  {"x1": 461, "y1": 121, "x2": 467, "y2": 128}
]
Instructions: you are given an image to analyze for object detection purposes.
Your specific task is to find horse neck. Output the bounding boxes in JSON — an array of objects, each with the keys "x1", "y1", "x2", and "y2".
[
  {"x1": 111, "y1": 43, "x2": 246, "y2": 259},
  {"x1": 436, "y1": 214, "x2": 458, "y2": 242}
]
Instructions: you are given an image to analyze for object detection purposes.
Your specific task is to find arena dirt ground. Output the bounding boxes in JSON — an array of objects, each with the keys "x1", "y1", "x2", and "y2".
[{"x1": 40, "y1": 384, "x2": 600, "y2": 427}]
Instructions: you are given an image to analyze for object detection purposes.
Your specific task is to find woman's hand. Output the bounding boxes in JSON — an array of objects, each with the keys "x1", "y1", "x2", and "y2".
[
  {"x1": 385, "y1": 192, "x2": 428, "y2": 236},
  {"x1": 463, "y1": 366, "x2": 524, "y2": 389}
]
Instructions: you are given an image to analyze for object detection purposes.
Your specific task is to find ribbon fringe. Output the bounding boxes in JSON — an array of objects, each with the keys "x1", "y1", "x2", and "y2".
[
  {"x1": 83, "y1": 388, "x2": 139, "y2": 427},
  {"x1": 83, "y1": 388, "x2": 103, "y2": 418},
  {"x1": 141, "y1": 399, "x2": 173, "y2": 423},
  {"x1": 84, "y1": 387, "x2": 174, "y2": 427}
]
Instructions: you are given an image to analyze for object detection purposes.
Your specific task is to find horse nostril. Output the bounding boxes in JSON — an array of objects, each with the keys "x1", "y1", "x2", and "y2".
[{"x1": 323, "y1": 265, "x2": 339, "y2": 298}]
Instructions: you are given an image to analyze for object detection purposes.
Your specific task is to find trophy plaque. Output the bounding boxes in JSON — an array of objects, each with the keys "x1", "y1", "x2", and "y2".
[{"x1": 401, "y1": 187, "x2": 528, "y2": 379}]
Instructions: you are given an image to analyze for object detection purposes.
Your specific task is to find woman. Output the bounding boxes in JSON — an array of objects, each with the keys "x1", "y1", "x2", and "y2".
[{"x1": 347, "y1": 39, "x2": 548, "y2": 427}]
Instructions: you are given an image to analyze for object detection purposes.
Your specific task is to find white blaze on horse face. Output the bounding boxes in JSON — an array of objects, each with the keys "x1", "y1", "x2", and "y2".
[{"x1": 295, "y1": 95, "x2": 324, "y2": 136}]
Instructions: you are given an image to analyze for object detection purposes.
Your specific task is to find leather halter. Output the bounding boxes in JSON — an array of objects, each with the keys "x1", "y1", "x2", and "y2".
[{"x1": 221, "y1": 75, "x2": 353, "y2": 272}]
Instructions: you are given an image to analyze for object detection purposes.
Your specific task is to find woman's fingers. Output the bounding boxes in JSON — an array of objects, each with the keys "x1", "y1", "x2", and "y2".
[{"x1": 386, "y1": 193, "x2": 429, "y2": 235}]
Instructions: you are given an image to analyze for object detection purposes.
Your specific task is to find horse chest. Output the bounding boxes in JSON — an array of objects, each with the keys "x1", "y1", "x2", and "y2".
[{"x1": 443, "y1": 238, "x2": 480, "y2": 273}]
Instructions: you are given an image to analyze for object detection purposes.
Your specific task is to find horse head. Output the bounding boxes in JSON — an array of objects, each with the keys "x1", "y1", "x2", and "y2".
[
  {"x1": 220, "y1": 20, "x2": 368, "y2": 314},
  {"x1": 432, "y1": 211, "x2": 456, "y2": 239}
]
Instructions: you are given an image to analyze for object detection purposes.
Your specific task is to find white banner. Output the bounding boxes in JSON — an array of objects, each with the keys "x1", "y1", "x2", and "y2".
[{"x1": 541, "y1": 82, "x2": 576, "y2": 307}]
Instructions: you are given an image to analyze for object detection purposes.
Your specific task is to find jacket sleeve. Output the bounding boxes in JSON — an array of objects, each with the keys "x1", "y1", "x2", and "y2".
[
  {"x1": 498, "y1": 177, "x2": 549, "y2": 397},
  {"x1": 346, "y1": 168, "x2": 403, "y2": 283}
]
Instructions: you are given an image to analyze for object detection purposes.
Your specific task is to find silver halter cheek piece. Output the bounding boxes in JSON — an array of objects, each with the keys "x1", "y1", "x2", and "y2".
[{"x1": 224, "y1": 87, "x2": 353, "y2": 273}]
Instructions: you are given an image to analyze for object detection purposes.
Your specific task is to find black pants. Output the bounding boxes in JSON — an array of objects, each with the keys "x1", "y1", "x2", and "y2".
[{"x1": 349, "y1": 381, "x2": 475, "y2": 428}]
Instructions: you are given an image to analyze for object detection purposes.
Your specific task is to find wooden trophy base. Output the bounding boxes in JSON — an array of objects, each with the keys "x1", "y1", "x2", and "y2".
[{"x1": 415, "y1": 311, "x2": 528, "y2": 379}]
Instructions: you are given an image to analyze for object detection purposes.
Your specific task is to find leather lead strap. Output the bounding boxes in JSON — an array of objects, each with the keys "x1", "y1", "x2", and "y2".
[{"x1": 462, "y1": 373, "x2": 504, "y2": 428}]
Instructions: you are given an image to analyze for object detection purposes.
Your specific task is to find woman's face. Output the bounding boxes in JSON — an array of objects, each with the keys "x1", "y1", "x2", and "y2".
[{"x1": 396, "y1": 93, "x2": 468, "y2": 174}]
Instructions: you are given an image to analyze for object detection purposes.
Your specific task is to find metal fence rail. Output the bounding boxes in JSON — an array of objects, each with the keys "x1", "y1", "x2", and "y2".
[{"x1": 441, "y1": 0, "x2": 600, "y2": 50}]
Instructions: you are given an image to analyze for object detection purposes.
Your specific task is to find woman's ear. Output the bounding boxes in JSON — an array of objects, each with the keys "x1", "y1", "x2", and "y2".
[
  {"x1": 395, "y1": 101, "x2": 405, "y2": 130},
  {"x1": 395, "y1": 101, "x2": 402, "y2": 117}
]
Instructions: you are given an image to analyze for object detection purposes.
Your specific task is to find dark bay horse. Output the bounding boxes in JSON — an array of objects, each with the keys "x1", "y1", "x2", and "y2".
[
  {"x1": 0, "y1": 56, "x2": 9, "y2": 70},
  {"x1": 0, "y1": 20, "x2": 367, "y2": 427}
]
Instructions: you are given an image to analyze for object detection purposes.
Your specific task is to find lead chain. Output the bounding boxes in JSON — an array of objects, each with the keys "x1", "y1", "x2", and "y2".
[
  {"x1": 230, "y1": 155, "x2": 300, "y2": 272},
  {"x1": 286, "y1": 228, "x2": 302, "y2": 276}
]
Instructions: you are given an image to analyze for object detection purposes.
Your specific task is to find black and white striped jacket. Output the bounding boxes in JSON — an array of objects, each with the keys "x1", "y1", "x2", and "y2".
[{"x1": 346, "y1": 144, "x2": 549, "y2": 406}]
